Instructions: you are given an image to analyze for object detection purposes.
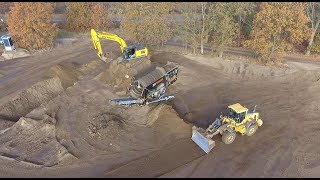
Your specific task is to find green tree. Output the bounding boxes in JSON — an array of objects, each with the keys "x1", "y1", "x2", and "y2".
[
  {"x1": 65, "y1": 2, "x2": 92, "y2": 32},
  {"x1": 244, "y1": 2, "x2": 311, "y2": 63},
  {"x1": 6, "y1": 2, "x2": 58, "y2": 50}
]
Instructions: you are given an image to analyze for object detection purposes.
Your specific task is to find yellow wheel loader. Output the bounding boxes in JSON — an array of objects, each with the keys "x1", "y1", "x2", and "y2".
[
  {"x1": 91, "y1": 28, "x2": 148, "y2": 62},
  {"x1": 191, "y1": 103, "x2": 263, "y2": 153}
]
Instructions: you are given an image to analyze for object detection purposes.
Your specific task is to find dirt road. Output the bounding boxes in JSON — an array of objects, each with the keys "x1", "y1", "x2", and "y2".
[
  {"x1": 0, "y1": 39, "x2": 320, "y2": 177},
  {"x1": 0, "y1": 39, "x2": 92, "y2": 101}
]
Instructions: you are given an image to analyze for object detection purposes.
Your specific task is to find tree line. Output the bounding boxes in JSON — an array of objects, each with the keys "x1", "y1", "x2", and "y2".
[{"x1": 1, "y1": 2, "x2": 320, "y2": 63}]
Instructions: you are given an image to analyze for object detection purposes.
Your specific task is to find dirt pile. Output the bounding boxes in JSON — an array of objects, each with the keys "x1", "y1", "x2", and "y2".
[
  {"x1": 0, "y1": 115, "x2": 71, "y2": 167},
  {"x1": 48, "y1": 64, "x2": 83, "y2": 89},
  {"x1": 0, "y1": 58, "x2": 111, "y2": 167},
  {"x1": 109, "y1": 103, "x2": 171, "y2": 127},
  {"x1": 152, "y1": 52, "x2": 299, "y2": 80},
  {"x1": 98, "y1": 57, "x2": 153, "y2": 94},
  {"x1": 0, "y1": 76, "x2": 189, "y2": 166},
  {"x1": 1, "y1": 48, "x2": 31, "y2": 60},
  {"x1": 0, "y1": 77, "x2": 63, "y2": 126},
  {"x1": 77, "y1": 58, "x2": 106, "y2": 75},
  {"x1": 183, "y1": 54, "x2": 297, "y2": 80}
]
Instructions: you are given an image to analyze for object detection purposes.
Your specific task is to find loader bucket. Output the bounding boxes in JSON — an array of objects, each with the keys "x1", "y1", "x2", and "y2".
[
  {"x1": 101, "y1": 56, "x2": 107, "y2": 62},
  {"x1": 191, "y1": 126, "x2": 215, "y2": 154}
]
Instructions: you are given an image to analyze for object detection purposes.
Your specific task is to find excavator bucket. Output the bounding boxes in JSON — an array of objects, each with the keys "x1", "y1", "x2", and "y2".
[
  {"x1": 100, "y1": 55, "x2": 108, "y2": 62},
  {"x1": 191, "y1": 126, "x2": 215, "y2": 154}
]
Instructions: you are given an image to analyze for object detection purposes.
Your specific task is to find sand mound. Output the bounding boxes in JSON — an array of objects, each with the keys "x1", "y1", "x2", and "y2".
[
  {"x1": 0, "y1": 76, "x2": 187, "y2": 166},
  {"x1": 0, "y1": 77, "x2": 64, "y2": 124},
  {"x1": 109, "y1": 103, "x2": 169, "y2": 127},
  {"x1": 183, "y1": 54, "x2": 295, "y2": 80},
  {"x1": 98, "y1": 57, "x2": 153, "y2": 93},
  {"x1": 152, "y1": 52, "x2": 299, "y2": 80},
  {"x1": 1, "y1": 48, "x2": 30, "y2": 60},
  {"x1": 48, "y1": 64, "x2": 83, "y2": 89},
  {"x1": 0, "y1": 116, "x2": 70, "y2": 167}
]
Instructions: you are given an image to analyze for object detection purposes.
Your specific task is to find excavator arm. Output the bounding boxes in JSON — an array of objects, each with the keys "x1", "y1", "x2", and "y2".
[{"x1": 91, "y1": 28, "x2": 128, "y2": 61}]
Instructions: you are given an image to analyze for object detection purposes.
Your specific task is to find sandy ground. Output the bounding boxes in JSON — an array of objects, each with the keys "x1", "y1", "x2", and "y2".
[{"x1": 0, "y1": 38, "x2": 320, "y2": 177}]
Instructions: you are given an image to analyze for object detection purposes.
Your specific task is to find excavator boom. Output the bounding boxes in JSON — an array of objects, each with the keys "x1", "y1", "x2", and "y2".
[{"x1": 91, "y1": 29, "x2": 128, "y2": 61}]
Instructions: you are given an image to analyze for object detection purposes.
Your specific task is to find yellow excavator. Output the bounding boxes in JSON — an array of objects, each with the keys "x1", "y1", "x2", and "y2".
[{"x1": 91, "y1": 29, "x2": 148, "y2": 62}]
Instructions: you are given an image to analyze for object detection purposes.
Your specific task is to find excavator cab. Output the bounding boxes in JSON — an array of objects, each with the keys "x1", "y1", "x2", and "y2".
[
  {"x1": 123, "y1": 45, "x2": 148, "y2": 61},
  {"x1": 123, "y1": 45, "x2": 138, "y2": 60}
]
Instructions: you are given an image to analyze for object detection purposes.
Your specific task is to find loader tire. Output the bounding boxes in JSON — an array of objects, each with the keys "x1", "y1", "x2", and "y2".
[
  {"x1": 246, "y1": 124, "x2": 258, "y2": 136},
  {"x1": 222, "y1": 131, "x2": 236, "y2": 144}
]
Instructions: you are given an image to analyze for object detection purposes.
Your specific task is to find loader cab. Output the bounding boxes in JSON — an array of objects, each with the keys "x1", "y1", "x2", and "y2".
[{"x1": 228, "y1": 103, "x2": 248, "y2": 124}]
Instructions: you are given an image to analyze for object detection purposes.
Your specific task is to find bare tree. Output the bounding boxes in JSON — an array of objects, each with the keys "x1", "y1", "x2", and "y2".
[
  {"x1": 120, "y1": 2, "x2": 173, "y2": 47},
  {"x1": 200, "y1": 3, "x2": 206, "y2": 54},
  {"x1": 176, "y1": 2, "x2": 202, "y2": 54},
  {"x1": 207, "y1": 3, "x2": 238, "y2": 57},
  {"x1": 306, "y1": 2, "x2": 320, "y2": 55}
]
